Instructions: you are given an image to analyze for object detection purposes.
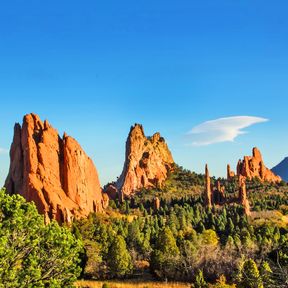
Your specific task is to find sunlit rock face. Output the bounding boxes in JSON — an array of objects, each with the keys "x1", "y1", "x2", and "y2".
[
  {"x1": 204, "y1": 164, "x2": 212, "y2": 208},
  {"x1": 5, "y1": 113, "x2": 106, "y2": 223},
  {"x1": 237, "y1": 147, "x2": 281, "y2": 183},
  {"x1": 238, "y1": 175, "x2": 250, "y2": 215},
  {"x1": 116, "y1": 124, "x2": 174, "y2": 199}
]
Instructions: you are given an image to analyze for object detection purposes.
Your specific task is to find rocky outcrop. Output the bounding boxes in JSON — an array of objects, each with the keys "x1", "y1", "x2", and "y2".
[
  {"x1": 227, "y1": 164, "x2": 235, "y2": 180},
  {"x1": 5, "y1": 113, "x2": 106, "y2": 223},
  {"x1": 116, "y1": 124, "x2": 174, "y2": 199},
  {"x1": 213, "y1": 179, "x2": 225, "y2": 204},
  {"x1": 237, "y1": 147, "x2": 281, "y2": 183},
  {"x1": 153, "y1": 197, "x2": 160, "y2": 211},
  {"x1": 104, "y1": 183, "x2": 118, "y2": 200},
  {"x1": 204, "y1": 164, "x2": 212, "y2": 208},
  {"x1": 238, "y1": 175, "x2": 250, "y2": 215}
]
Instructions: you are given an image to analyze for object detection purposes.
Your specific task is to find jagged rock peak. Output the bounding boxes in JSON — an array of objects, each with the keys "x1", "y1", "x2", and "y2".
[
  {"x1": 116, "y1": 123, "x2": 174, "y2": 198},
  {"x1": 237, "y1": 147, "x2": 281, "y2": 183},
  {"x1": 5, "y1": 113, "x2": 107, "y2": 223}
]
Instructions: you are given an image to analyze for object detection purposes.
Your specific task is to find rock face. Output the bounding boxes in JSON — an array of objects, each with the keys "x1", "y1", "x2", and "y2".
[
  {"x1": 238, "y1": 175, "x2": 250, "y2": 215},
  {"x1": 237, "y1": 147, "x2": 281, "y2": 183},
  {"x1": 227, "y1": 164, "x2": 235, "y2": 180},
  {"x1": 272, "y1": 157, "x2": 288, "y2": 182},
  {"x1": 204, "y1": 164, "x2": 212, "y2": 208},
  {"x1": 104, "y1": 183, "x2": 118, "y2": 200},
  {"x1": 116, "y1": 124, "x2": 174, "y2": 199},
  {"x1": 5, "y1": 113, "x2": 105, "y2": 223}
]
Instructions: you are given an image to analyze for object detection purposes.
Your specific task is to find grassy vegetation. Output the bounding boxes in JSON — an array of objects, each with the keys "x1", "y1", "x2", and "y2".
[
  {"x1": 2, "y1": 165, "x2": 288, "y2": 287},
  {"x1": 76, "y1": 280, "x2": 191, "y2": 288}
]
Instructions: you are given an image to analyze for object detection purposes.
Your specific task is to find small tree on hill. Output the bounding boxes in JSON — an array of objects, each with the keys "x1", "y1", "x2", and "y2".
[{"x1": 107, "y1": 235, "x2": 133, "y2": 278}]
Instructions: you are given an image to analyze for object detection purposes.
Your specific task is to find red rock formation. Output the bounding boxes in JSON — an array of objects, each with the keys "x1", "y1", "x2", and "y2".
[
  {"x1": 104, "y1": 183, "x2": 118, "y2": 200},
  {"x1": 116, "y1": 124, "x2": 174, "y2": 199},
  {"x1": 153, "y1": 197, "x2": 160, "y2": 211},
  {"x1": 227, "y1": 164, "x2": 235, "y2": 180},
  {"x1": 214, "y1": 179, "x2": 225, "y2": 204},
  {"x1": 204, "y1": 164, "x2": 212, "y2": 208},
  {"x1": 238, "y1": 175, "x2": 250, "y2": 215},
  {"x1": 5, "y1": 113, "x2": 106, "y2": 223},
  {"x1": 237, "y1": 147, "x2": 281, "y2": 183}
]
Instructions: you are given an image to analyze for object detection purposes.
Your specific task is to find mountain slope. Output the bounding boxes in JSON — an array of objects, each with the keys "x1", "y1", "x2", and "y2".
[{"x1": 272, "y1": 157, "x2": 288, "y2": 182}]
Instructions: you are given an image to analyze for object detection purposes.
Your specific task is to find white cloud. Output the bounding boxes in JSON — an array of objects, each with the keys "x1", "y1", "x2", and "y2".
[
  {"x1": 187, "y1": 116, "x2": 268, "y2": 146},
  {"x1": 0, "y1": 148, "x2": 8, "y2": 155}
]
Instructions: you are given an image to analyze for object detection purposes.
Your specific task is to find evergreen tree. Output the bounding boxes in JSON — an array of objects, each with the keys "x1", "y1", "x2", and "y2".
[
  {"x1": 237, "y1": 259, "x2": 263, "y2": 288},
  {"x1": 194, "y1": 269, "x2": 207, "y2": 288},
  {"x1": 0, "y1": 189, "x2": 82, "y2": 288},
  {"x1": 107, "y1": 235, "x2": 132, "y2": 278},
  {"x1": 151, "y1": 227, "x2": 180, "y2": 279},
  {"x1": 259, "y1": 261, "x2": 273, "y2": 286}
]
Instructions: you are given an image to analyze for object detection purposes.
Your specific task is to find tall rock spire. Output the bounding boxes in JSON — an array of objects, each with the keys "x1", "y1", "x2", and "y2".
[
  {"x1": 5, "y1": 113, "x2": 107, "y2": 223},
  {"x1": 204, "y1": 164, "x2": 212, "y2": 208},
  {"x1": 227, "y1": 164, "x2": 235, "y2": 180},
  {"x1": 238, "y1": 175, "x2": 250, "y2": 215}
]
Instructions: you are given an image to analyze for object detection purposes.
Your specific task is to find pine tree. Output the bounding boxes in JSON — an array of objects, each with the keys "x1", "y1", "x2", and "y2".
[
  {"x1": 237, "y1": 259, "x2": 263, "y2": 288},
  {"x1": 107, "y1": 235, "x2": 133, "y2": 278},
  {"x1": 151, "y1": 227, "x2": 180, "y2": 279},
  {"x1": 194, "y1": 269, "x2": 207, "y2": 288},
  {"x1": 259, "y1": 261, "x2": 273, "y2": 286}
]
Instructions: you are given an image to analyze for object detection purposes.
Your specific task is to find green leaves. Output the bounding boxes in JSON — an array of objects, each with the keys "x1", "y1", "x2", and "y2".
[
  {"x1": 0, "y1": 189, "x2": 82, "y2": 288},
  {"x1": 107, "y1": 235, "x2": 133, "y2": 278}
]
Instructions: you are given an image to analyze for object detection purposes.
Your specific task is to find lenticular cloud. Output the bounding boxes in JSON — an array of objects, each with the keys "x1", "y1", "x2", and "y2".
[{"x1": 187, "y1": 116, "x2": 268, "y2": 146}]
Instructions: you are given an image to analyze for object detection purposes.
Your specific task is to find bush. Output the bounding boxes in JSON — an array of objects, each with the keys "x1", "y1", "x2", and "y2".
[{"x1": 0, "y1": 189, "x2": 83, "y2": 288}]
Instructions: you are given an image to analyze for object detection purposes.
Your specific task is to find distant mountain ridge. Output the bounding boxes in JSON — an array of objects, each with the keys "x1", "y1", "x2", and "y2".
[{"x1": 272, "y1": 157, "x2": 288, "y2": 182}]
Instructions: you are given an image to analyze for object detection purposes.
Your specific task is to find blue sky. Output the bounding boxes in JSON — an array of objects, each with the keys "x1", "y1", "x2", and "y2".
[{"x1": 1, "y1": 0, "x2": 288, "y2": 186}]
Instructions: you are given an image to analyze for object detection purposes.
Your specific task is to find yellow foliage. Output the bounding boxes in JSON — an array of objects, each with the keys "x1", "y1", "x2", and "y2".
[
  {"x1": 76, "y1": 280, "x2": 191, "y2": 288},
  {"x1": 200, "y1": 229, "x2": 219, "y2": 246}
]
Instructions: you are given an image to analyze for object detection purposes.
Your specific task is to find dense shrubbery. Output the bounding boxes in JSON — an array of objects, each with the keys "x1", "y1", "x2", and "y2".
[
  {"x1": 0, "y1": 189, "x2": 83, "y2": 288},
  {"x1": 73, "y1": 167, "x2": 288, "y2": 287},
  {"x1": 1, "y1": 166, "x2": 288, "y2": 287}
]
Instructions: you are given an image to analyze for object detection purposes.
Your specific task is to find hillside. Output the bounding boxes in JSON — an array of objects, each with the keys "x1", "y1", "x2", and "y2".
[
  {"x1": 72, "y1": 166, "x2": 288, "y2": 287},
  {"x1": 272, "y1": 157, "x2": 288, "y2": 182}
]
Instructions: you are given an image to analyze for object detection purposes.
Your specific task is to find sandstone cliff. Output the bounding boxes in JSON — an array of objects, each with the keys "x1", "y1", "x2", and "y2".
[
  {"x1": 237, "y1": 147, "x2": 281, "y2": 183},
  {"x1": 116, "y1": 124, "x2": 174, "y2": 199},
  {"x1": 5, "y1": 113, "x2": 106, "y2": 223}
]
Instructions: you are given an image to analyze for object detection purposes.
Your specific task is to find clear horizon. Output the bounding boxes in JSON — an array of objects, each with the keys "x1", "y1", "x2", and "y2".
[{"x1": 1, "y1": 1, "x2": 288, "y2": 186}]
